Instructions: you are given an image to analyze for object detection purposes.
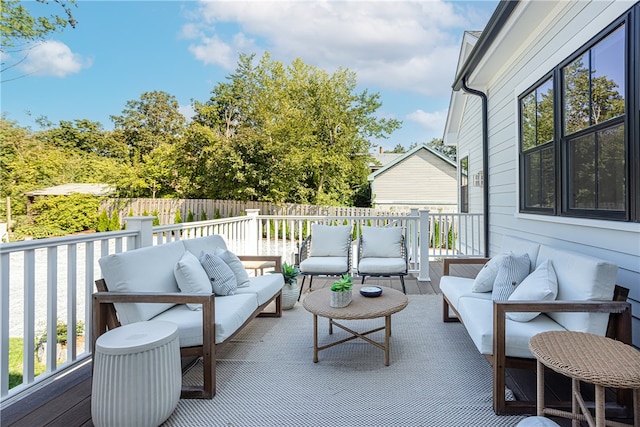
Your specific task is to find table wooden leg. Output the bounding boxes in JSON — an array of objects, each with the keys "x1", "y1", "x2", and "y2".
[
  {"x1": 384, "y1": 315, "x2": 390, "y2": 366},
  {"x1": 313, "y1": 314, "x2": 318, "y2": 363},
  {"x1": 536, "y1": 360, "x2": 545, "y2": 417},
  {"x1": 634, "y1": 388, "x2": 640, "y2": 427}
]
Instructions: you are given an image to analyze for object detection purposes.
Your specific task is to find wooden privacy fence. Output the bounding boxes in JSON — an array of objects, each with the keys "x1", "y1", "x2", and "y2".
[{"x1": 99, "y1": 198, "x2": 407, "y2": 226}]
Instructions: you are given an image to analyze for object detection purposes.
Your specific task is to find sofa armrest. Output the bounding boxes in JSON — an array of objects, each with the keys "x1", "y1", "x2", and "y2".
[
  {"x1": 491, "y1": 299, "x2": 632, "y2": 414},
  {"x1": 443, "y1": 257, "x2": 489, "y2": 276},
  {"x1": 92, "y1": 291, "x2": 216, "y2": 356},
  {"x1": 238, "y1": 255, "x2": 282, "y2": 272}
]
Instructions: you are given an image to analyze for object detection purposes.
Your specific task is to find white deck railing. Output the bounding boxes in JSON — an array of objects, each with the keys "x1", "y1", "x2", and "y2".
[{"x1": 0, "y1": 209, "x2": 483, "y2": 402}]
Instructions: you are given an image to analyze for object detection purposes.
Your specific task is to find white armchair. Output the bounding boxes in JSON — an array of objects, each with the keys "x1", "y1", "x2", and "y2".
[
  {"x1": 357, "y1": 226, "x2": 408, "y2": 294},
  {"x1": 297, "y1": 224, "x2": 353, "y2": 300}
]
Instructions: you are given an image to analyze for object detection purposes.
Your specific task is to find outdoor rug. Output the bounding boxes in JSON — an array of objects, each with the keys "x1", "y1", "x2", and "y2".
[{"x1": 163, "y1": 294, "x2": 526, "y2": 426}]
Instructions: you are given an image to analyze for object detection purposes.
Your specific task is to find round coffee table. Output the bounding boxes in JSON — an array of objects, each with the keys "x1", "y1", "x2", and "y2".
[{"x1": 302, "y1": 285, "x2": 408, "y2": 366}]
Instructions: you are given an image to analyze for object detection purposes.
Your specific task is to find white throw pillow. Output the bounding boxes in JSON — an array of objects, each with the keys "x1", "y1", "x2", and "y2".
[
  {"x1": 308, "y1": 224, "x2": 352, "y2": 257},
  {"x1": 507, "y1": 259, "x2": 558, "y2": 322},
  {"x1": 214, "y1": 247, "x2": 251, "y2": 288},
  {"x1": 174, "y1": 251, "x2": 212, "y2": 310},
  {"x1": 472, "y1": 253, "x2": 509, "y2": 292},
  {"x1": 361, "y1": 226, "x2": 403, "y2": 258},
  {"x1": 199, "y1": 252, "x2": 238, "y2": 296},
  {"x1": 491, "y1": 253, "x2": 531, "y2": 301}
]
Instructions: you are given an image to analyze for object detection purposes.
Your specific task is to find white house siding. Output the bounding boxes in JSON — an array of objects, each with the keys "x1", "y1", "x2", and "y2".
[
  {"x1": 455, "y1": 2, "x2": 640, "y2": 344},
  {"x1": 372, "y1": 149, "x2": 457, "y2": 212},
  {"x1": 457, "y1": 95, "x2": 484, "y2": 214}
]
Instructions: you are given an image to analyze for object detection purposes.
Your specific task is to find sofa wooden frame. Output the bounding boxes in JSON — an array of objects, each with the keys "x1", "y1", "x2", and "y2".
[
  {"x1": 92, "y1": 255, "x2": 283, "y2": 400},
  {"x1": 441, "y1": 258, "x2": 632, "y2": 416}
]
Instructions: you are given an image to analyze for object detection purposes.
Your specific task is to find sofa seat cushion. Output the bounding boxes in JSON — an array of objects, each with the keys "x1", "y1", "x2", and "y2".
[
  {"x1": 440, "y1": 276, "x2": 492, "y2": 312},
  {"x1": 300, "y1": 256, "x2": 348, "y2": 274},
  {"x1": 536, "y1": 245, "x2": 618, "y2": 335},
  {"x1": 234, "y1": 273, "x2": 284, "y2": 306},
  {"x1": 153, "y1": 293, "x2": 259, "y2": 346},
  {"x1": 358, "y1": 257, "x2": 406, "y2": 275},
  {"x1": 99, "y1": 240, "x2": 185, "y2": 324},
  {"x1": 457, "y1": 296, "x2": 566, "y2": 358}
]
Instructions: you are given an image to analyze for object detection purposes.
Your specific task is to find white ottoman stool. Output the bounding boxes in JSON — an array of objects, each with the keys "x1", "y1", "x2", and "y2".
[
  {"x1": 516, "y1": 416, "x2": 561, "y2": 426},
  {"x1": 92, "y1": 320, "x2": 181, "y2": 427}
]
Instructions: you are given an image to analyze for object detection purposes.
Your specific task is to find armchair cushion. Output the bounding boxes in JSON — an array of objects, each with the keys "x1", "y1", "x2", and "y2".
[
  {"x1": 360, "y1": 226, "x2": 403, "y2": 258},
  {"x1": 199, "y1": 252, "x2": 238, "y2": 296},
  {"x1": 174, "y1": 251, "x2": 212, "y2": 310},
  {"x1": 358, "y1": 257, "x2": 406, "y2": 275},
  {"x1": 491, "y1": 253, "x2": 530, "y2": 301},
  {"x1": 299, "y1": 256, "x2": 348, "y2": 274},
  {"x1": 506, "y1": 259, "x2": 558, "y2": 322},
  {"x1": 308, "y1": 224, "x2": 351, "y2": 257},
  {"x1": 214, "y1": 248, "x2": 251, "y2": 288}
]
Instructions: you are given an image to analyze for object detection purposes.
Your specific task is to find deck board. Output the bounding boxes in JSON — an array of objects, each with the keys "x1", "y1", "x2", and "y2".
[{"x1": 1, "y1": 261, "x2": 619, "y2": 427}]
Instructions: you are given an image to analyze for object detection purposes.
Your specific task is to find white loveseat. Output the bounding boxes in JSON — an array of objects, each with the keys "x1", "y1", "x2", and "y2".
[
  {"x1": 440, "y1": 236, "x2": 631, "y2": 415},
  {"x1": 92, "y1": 235, "x2": 284, "y2": 399}
]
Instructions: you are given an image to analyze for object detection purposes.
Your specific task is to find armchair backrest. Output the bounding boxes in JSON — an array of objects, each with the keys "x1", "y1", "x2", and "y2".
[
  {"x1": 307, "y1": 224, "x2": 352, "y2": 257},
  {"x1": 358, "y1": 226, "x2": 405, "y2": 259}
]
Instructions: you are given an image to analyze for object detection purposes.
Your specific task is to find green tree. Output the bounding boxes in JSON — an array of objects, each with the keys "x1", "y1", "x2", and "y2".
[
  {"x1": 186, "y1": 209, "x2": 194, "y2": 222},
  {"x1": 23, "y1": 194, "x2": 100, "y2": 238},
  {"x1": 427, "y1": 138, "x2": 456, "y2": 162},
  {"x1": 108, "y1": 211, "x2": 120, "y2": 231},
  {"x1": 174, "y1": 209, "x2": 182, "y2": 224},
  {"x1": 151, "y1": 209, "x2": 160, "y2": 226},
  {"x1": 188, "y1": 52, "x2": 400, "y2": 205},
  {"x1": 96, "y1": 210, "x2": 109, "y2": 232}
]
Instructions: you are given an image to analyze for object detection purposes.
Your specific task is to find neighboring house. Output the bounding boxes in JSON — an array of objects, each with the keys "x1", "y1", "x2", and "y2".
[
  {"x1": 368, "y1": 144, "x2": 457, "y2": 212},
  {"x1": 24, "y1": 183, "x2": 115, "y2": 212},
  {"x1": 444, "y1": 1, "x2": 640, "y2": 343}
]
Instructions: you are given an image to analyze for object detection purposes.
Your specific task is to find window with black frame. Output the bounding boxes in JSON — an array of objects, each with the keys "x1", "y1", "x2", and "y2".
[
  {"x1": 562, "y1": 24, "x2": 626, "y2": 217},
  {"x1": 518, "y1": 7, "x2": 637, "y2": 222},
  {"x1": 519, "y1": 77, "x2": 555, "y2": 213}
]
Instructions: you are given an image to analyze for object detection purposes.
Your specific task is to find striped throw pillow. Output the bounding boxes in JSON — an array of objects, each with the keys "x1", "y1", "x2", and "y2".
[
  {"x1": 199, "y1": 252, "x2": 238, "y2": 296},
  {"x1": 491, "y1": 253, "x2": 530, "y2": 301}
]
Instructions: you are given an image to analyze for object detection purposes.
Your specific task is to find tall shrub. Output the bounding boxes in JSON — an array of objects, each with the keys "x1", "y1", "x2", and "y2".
[{"x1": 97, "y1": 210, "x2": 109, "y2": 232}]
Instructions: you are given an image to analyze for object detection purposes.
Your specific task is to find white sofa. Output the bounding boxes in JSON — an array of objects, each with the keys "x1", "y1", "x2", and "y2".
[
  {"x1": 92, "y1": 235, "x2": 284, "y2": 399},
  {"x1": 440, "y1": 236, "x2": 631, "y2": 415}
]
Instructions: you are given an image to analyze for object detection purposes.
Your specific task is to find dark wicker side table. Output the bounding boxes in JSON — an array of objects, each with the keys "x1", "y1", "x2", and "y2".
[{"x1": 529, "y1": 331, "x2": 640, "y2": 427}]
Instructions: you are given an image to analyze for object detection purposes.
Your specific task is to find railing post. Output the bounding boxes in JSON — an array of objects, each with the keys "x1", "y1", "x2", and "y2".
[
  {"x1": 124, "y1": 216, "x2": 155, "y2": 248},
  {"x1": 418, "y1": 209, "x2": 430, "y2": 282},
  {"x1": 245, "y1": 209, "x2": 260, "y2": 255}
]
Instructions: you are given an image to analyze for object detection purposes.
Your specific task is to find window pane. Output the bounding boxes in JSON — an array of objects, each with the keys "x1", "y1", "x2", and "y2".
[
  {"x1": 537, "y1": 79, "x2": 554, "y2": 144},
  {"x1": 564, "y1": 53, "x2": 590, "y2": 134},
  {"x1": 591, "y1": 25, "x2": 625, "y2": 124},
  {"x1": 524, "y1": 147, "x2": 554, "y2": 209},
  {"x1": 597, "y1": 123, "x2": 625, "y2": 210},
  {"x1": 569, "y1": 133, "x2": 596, "y2": 209},
  {"x1": 521, "y1": 92, "x2": 536, "y2": 150}
]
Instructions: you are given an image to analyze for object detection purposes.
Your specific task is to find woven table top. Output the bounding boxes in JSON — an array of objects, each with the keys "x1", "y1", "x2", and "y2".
[
  {"x1": 302, "y1": 285, "x2": 408, "y2": 320},
  {"x1": 529, "y1": 331, "x2": 640, "y2": 389}
]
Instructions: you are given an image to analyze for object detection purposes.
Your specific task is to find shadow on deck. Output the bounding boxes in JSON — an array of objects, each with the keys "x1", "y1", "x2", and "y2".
[{"x1": 2, "y1": 261, "x2": 580, "y2": 426}]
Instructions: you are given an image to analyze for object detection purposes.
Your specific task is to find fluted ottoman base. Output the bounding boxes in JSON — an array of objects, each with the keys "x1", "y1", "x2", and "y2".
[{"x1": 92, "y1": 320, "x2": 181, "y2": 427}]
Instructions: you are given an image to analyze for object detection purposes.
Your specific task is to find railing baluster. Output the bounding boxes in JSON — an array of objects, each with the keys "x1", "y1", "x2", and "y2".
[
  {"x1": 23, "y1": 249, "x2": 35, "y2": 385},
  {"x1": 67, "y1": 243, "x2": 77, "y2": 362},
  {"x1": 46, "y1": 247, "x2": 58, "y2": 371},
  {"x1": 1, "y1": 252, "x2": 10, "y2": 398}
]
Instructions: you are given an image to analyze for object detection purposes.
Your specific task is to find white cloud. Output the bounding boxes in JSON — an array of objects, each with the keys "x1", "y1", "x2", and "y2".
[
  {"x1": 19, "y1": 40, "x2": 91, "y2": 77},
  {"x1": 182, "y1": 0, "x2": 492, "y2": 95},
  {"x1": 179, "y1": 104, "x2": 195, "y2": 122},
  {"x1": 407, "y1": 108, "x2": 447, "y2": 132}
]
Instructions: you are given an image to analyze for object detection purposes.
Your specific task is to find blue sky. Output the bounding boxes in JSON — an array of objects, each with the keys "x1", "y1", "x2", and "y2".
[{"x1": 2, "y1": 0, "x2": 498, "y2": 151}]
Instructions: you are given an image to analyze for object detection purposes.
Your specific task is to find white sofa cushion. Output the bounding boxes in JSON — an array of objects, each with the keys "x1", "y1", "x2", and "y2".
[
  {"x1": 492, "y1": 253, "x2": 530, "y2": 301},
  {"x1": 358, "y1": 257, "x2": 406, "y2": 275},
  {"x1": 457, "y1": 296, "x2": 566, "y2": 358},
  {"x1": 537, "y1": 245, "x2": 618, "y2": 335},
  {"x1": 300, "y1": 256, "x2": 348, "y2": 274},
  {"x1": 174, "y1": 251, "x2": 212, "y2": 310},
  {"x1": 98, "y1": 240, "x2": 185, "y2": 324},
  {"x1": 361, "y1": 226, "x2": 402, "y2": 258},
  {"x1": 199, "y1": 252, "x2": 237, "y2": 296},
  {"x1": 182, "y1": 235, "x2": 228, "y2": 256},
  {"x1": 507, "y1": 259, "x2": 558, "y2": 322},
  {"x1": 214, "y1": 247, "x2": 251, "y2": 288},
  {"x1": 308, "y1": 224, "x2": 351, "y2": 257},
  {"x1": 472, "y1": 253, "x2": 508, "y2": 292},
  {"x1": 234, "y1": 273, "x2": 284, "y2": 306},
  {"x1": 153, "y1": 293, "x2": 259, "y2": 346},
  {"x1": 440, "y1": 275, "x2": 492, "y2": 314}
]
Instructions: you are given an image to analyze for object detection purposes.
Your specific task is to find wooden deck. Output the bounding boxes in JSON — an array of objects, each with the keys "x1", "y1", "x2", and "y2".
[{"x1": 0, "y1": 261, "x2": 622, "y2": 426}]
